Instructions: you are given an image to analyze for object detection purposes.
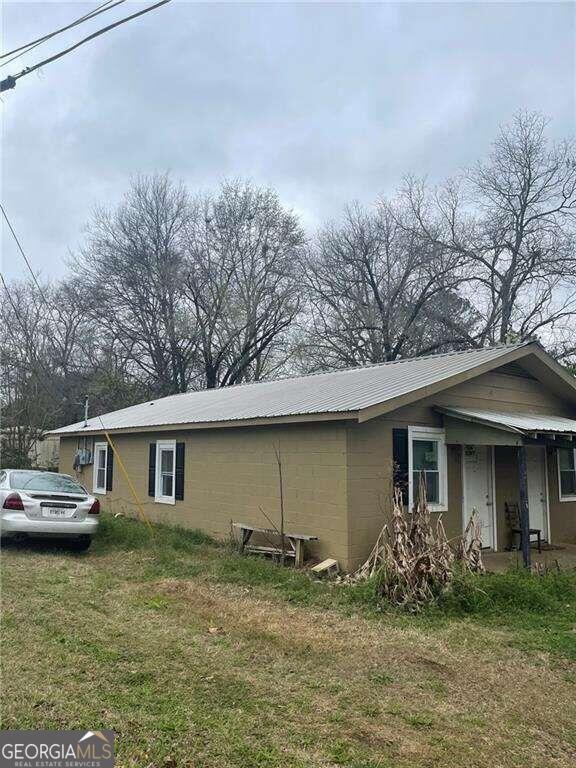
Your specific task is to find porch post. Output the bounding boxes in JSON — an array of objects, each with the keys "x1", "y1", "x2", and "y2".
[{"x1": 517, "y1": 445, "x2": 531, "y2": 569}]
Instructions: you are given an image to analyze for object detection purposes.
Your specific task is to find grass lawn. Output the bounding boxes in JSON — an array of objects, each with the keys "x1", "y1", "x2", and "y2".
[{"x1": 2, "y1": 514, "x2": 576, "y2": 768}]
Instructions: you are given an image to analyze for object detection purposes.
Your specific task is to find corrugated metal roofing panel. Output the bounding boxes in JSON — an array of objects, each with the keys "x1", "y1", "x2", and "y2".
[
  {"x1": 51, "y1": 342, "x2": 533, "y2": 434},
  {"x1": 439, "y1": 407, "x2": 576, "y2": 435}
]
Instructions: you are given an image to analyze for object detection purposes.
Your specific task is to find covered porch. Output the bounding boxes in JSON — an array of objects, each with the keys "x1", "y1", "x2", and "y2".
[{"x1": 439, "y1": 407, "x2": 576, "y2": 567}]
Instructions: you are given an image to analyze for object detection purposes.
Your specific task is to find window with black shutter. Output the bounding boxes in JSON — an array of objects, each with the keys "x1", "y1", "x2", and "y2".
[
  {"x1": 407, "y1": 426, "x2": 448, "y2": 510},
  {"x1": 93, "y1": 442, "x2": 108, "y2": 495},
  {"x1": 152, "y1": 440, "x2": 177, "y2": 504}
]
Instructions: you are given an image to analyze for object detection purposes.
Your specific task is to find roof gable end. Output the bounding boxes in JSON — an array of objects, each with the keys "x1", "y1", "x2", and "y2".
[{"x1": 357, "y1": 343, "x2": 576, "y2": 423}]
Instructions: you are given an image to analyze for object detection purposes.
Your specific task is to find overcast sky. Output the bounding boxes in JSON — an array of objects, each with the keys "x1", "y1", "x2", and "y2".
[{"x1": 2, "y1": 1, "x2": 575, "y2": 281}]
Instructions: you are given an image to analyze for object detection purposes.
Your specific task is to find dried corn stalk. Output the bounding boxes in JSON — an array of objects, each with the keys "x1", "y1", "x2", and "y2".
[
  {"x1": 349, "y1": 479, "x2": 454, "y2": 610},
  {"x1": 351, "y1": 524, "x2": 388, "y2": 581},
  {"x1": 458, "y1": 510, "x2": 485, "y2": 573}
]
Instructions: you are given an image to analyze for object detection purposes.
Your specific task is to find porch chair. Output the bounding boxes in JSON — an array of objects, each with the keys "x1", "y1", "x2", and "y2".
[{"x1": 504, "y1": 502, "x2": 542, "y2": 553}]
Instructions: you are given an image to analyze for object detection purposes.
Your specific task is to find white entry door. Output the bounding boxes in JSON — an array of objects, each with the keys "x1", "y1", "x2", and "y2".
[
  {"x1": 463, "y1": 445, "x2": 495, "y2": 549},
  {"x1": 525, "y1": 446, "x2": 549, "y2": 541}
]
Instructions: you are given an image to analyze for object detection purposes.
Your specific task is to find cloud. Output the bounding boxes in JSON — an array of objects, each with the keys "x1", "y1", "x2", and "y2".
[{"x1": 2, "y1": 1, "x2": 574, "y2": 280}]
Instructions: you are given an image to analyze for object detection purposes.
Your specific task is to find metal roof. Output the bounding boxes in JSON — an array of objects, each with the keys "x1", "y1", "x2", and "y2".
[
  {"x1": 439, "y1": 407, "x2": 576, "y2": 436},
  {"x1": 51, "y1": 342, "x2": 537, "y2": 435}
]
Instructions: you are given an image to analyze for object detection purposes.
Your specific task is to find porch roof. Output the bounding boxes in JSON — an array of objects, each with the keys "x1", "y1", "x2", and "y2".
[{"x1": 437, "y1": 406, "x2": 576, "y2": 438}]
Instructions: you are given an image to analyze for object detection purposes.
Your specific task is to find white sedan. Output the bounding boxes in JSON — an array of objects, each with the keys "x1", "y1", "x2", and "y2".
[{"x1": 0, "y1": 469, "x2": 99, "y2": 550}]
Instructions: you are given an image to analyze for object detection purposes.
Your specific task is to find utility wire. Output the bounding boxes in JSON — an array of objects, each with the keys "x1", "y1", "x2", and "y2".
[
  {"x1": 1, "y1": 204, "x2": 49, "y2": 302},
  {"x1": 1, "y1": 213, "x2": 81, "y2": 411},
  {"x1": 1, "y1": 0, "x2": 126, "y2": 64},
  {"x1": 1, "y1": 0, "x2": 172, "y2": 93},
  {"x1": 1, "y1": 1, "x2": 127, "y2": 70},
  {"x1": 1, "y1": 203, "x2": 65, "y2": 349}
]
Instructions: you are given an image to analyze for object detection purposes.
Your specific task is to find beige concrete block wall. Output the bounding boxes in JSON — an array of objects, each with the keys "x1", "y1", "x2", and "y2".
[
  {"x1": 345, "y1": 417, "x2": 393, "y2": 569},
  {"x1": 59, "y1": 421, "x2": 350, "y2": 565},
  {"x1": 345, "y1": 406, "x2": 463, "y2": 570}
]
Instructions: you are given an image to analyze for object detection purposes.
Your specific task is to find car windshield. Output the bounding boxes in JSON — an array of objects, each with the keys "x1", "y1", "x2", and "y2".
[{"x1": 10, "y1": 471, "x2": 86, "y2": 494}]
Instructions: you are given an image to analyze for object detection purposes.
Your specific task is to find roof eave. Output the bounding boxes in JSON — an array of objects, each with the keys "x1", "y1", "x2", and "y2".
[{"x1": 50, "y1": 408, "x2": 361, "y2": 437}]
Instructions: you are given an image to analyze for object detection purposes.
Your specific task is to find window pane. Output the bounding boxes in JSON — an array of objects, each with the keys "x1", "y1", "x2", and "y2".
[
  {"x1": 559, "y1": 448, "x2": 575, "y2": 471},
  {"x1": 97, "y1": 468, "x2": 106, "y2": 489},
  {"x1": 413, "y1": 440, "x2": 438, "y2": 471},
  {"x1": 425, "y1": 471, "x2": 439, "y2": 503},
  {"x1": 560, "y1": 470, "x2": 576, "y2": 497},
  {"x1": 98, "y1": 449, "x2": 106, "y2": 470},
  {"x1": 162, "y1": 473, "x2": 173, "y2": 497},
  {"x1": 161, "y1": 449, "x2": 174, "y2": 473},
  {"x1": 414, "y1": 471, "x2": 439, "y2": 504}
]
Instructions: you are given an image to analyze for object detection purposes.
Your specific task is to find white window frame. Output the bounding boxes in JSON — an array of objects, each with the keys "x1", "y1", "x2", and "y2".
[
  {"x1": 408, "y1": 426, "x2": 448, "y2": 511},
  {"x1": 155, "y1": 440, "x2": 176, "y2": 505},
  {"x1": 93, "y1": 442, "x2": 108, "y2": 495},
  {"x1": 557, "y1": 446, "x2": 576, "y2": 503}
]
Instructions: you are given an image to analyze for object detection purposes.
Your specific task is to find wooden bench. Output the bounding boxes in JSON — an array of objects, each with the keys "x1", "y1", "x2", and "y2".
[{"x1": 233, "y1": 522, "x2": 318, "y2": 568}]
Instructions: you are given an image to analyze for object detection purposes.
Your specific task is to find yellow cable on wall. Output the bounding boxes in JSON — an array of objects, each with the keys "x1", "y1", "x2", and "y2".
[{"x1": 97, "y1": 416, "x2": 154, "y2": 535}]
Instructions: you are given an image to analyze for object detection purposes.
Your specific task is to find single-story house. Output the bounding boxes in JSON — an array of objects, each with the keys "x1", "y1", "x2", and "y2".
[{"x1": 52, "y1": 341, "x2": 576, "y2": 570}]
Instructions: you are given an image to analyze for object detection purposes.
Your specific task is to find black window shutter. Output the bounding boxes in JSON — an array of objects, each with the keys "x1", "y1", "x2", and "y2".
[
  {"x1": 392, "y1": 428, "x2": 409, "y2": 505},
  {"x1": 148, "y1": 443, "x2": 156, "y2": 497},
  {"x1": 175, "y1": 442, "x2": 185, "y2": 501},
  {"x1": 105, "y1": 445, "x2": 114, "y2": 491}
]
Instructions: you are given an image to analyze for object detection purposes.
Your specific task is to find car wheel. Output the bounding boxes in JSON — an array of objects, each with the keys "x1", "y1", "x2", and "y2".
[{"x1": 70, "y1": 536, "x2": 92, "y2": 552}]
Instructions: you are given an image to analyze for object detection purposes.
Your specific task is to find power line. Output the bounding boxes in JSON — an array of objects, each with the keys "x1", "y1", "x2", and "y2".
[
  {"x1": 1, "y1": 205, "x2": 65, "y2": 347},
  {"x1": 0, "y1": 204, "x2": 49, "y2": 305},
  {"x1": 0, "y1": 1, "x2": 128, "y2": 71},
  {"x1": 1, "y1": 0, "x2": 172, "y2": 93},
  {"x1": 1, "y1": 0, "x2": 126, "y2": 65},
  {"x1": 1, "y1": 214, "x2": 81, "y2": 409}
]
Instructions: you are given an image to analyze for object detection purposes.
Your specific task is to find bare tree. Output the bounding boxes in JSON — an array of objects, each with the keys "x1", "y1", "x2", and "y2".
[
  {"x1": 0, "y1": 277, "x2": 144, "y2": 466},
  {"x1": 0, "y1": 279, "x2": 86, "y2": 464},
  {"x1": 403, "y1": 111, "x2": 576, "y2": 351},
  {"x1": 301, "y1": 201, "x2": 476, "y2": 370},
  {"x1": 0, "y1": 287, "x2": 51, "y2": 466},
  {"x1": 183, "y1": 181, "x2": 304, "y2": 388},
  {"x1": 72, "y1": 174, "x2": 198, "y2": 396}
]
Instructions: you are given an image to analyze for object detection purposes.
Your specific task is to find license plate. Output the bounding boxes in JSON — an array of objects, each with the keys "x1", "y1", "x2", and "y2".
[{"x1": 42, "y1": 507, "x2": 75, "y2": 519}]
